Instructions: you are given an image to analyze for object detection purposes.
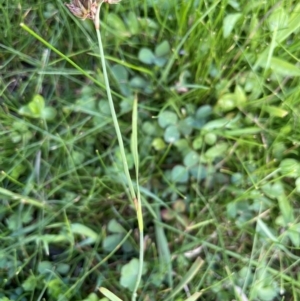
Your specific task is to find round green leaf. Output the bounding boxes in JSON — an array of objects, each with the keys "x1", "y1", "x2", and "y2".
[
  {"x1": 158, "y1": 111, "x2": 178, "y2": 128},
  {"x1": 196, "y1": 105, "x2": 212, "y2": 120},
  {"x1": 102, "y1": 234, "x2": 123, "y2": 252},
  {"x1": 205, "y1": 142, "x2": 228, "y2": 160},
  {"x1": 111, "y1": 64, "x2": 128, "y2": 82},
  {"x1": 178, "y1": 117, "x2": 194, "y2": 136},
  {"x1": 164, "y1": 125, "x2": 180, "y2": 143},
  {"x1": 38, "y1": 261, "x2": 53, "y2": 274},
  {"x1": 108, "y1": 219, "x2": 125, "y2": 233},
  {"x1": 120, "y1": 258, "x2": 140, "y2": 291},
  {"x1": 152, "y1": 137, "x2": 166, "y2": 150},
  {"x1": 171, "y1": 165, "x2": 189, "y2": 183},
  {"x1": 174, "y1": 139, "x2": 191, "y2": 155},
  {"x1": 99, "y1": 100, "x2": 111, "y2": 116},
  {"x1": 41, "y1": 107, "x2": 57, "y2": 120},
  {"x1": 107, "y1": 13, "x2": 129, "y2": 37},
  {"x1": 56, "y1": 263, "x2": 70, "y2": 275},
  {"x1": 142, "y1": 121, "x2": 157, "y2": 136},
  {"x1": 279, "y1": 159, "x2": 300, "y2": 178},
  {"x1": 154, "y1": 56, "x2": 167, "y2": 67},
  {"x1": 216, "y1": 93, "x2": 236, "y2": 112},
  {"x1": 138, "y1": 48, "x2": 156, "y2": 64},
  {"x1": 184, "y1": 151, "x2": 199, "y2": 167},
  {"x1": 204, "y1": 133, "x2": 217, "y2": 145},
  {"x1": 192, "y1": 136, "x2": 203, "y2": 150},
  {"x1": 155, "y1": 40, "x2": 170, "y2": 57},
  {"x1": 129, "y1": 76, "x2": 147, "y2": 89}
]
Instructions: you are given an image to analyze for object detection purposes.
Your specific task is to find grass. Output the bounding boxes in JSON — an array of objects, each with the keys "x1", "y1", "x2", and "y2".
[{"x1": 1, "y1": 0, "x2": 300, "y2": 300}]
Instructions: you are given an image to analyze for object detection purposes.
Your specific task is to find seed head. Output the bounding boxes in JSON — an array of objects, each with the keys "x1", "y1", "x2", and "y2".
[{"x1": 65, "y1": 0, "x2": 98, "y2": 20}]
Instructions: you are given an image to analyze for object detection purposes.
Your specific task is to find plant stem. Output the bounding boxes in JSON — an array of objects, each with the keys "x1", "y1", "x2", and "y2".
[
  {"x1": 95, "y1": 4, "x2": 143, "y2": 301},
  {"x1": 95, "y1": 4, "x2": 135, "y2": 200}
]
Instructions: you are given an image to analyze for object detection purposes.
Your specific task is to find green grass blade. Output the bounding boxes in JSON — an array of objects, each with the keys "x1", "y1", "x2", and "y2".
[
  {"x1": 99, "y1": 287, "x2": 123, "y2": 301},
  {"x1": 165, "y1": 257, "x2": 204, "y2": 301}
]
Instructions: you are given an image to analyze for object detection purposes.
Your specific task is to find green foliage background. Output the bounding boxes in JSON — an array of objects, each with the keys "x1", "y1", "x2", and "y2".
[{"x1": 1, "y1": 0, "x2": 300, "y2": 300}]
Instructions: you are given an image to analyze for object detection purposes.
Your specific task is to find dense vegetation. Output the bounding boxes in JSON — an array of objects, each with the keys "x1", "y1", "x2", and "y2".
[{"x1": 1, "y1": 0, "x2": 300, "y2": 300}]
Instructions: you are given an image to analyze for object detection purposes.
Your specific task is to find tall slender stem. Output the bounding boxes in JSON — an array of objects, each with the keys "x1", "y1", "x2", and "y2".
[
  {"x1": 95, "y1": 4, "x2": 143, "y2": 301},
  {"x1": 95, "y1": 4, "x2": 135, "y2": 201}
]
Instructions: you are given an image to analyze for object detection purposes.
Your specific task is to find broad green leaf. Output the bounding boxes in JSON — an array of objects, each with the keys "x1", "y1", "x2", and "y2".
[
  {"x1": 196, "y1": 105, "x2": 212, "y2": 120},
  {"x1": 38, "y1": 261, "x2": 53, "y2": 274},
  {"x1": 129, "y1": 76, "x2": 147, "y2": 89},
  {"x1": 204, "y1": 133, "x2": 217, "y2": 145},
  {"x1": 126, "y1": 11, "x2": 139, "y2": 35},
  {"x1": 111, "y1": 64, "x2": 128, "y2": 82},
  {"x1": 142, "y1": 121, "x2": 157, "y2": 136},
  {"x1": 138, "y1": 48, "x2": 156, "y2": 64},
  {"x1": 155, "y1": 40, "x2": 170, "y2": 57},
  {"x1": 164, "y1": 125, "x2": 180, "y2": 143},
  {"x1": 107, "y1": 13, "x2": 129, "y2": 37},
  {"x1": 223, "y1": 13, "x2": 242, "y2": 38},
  {"x1": 108, "y1": 219, "x2": 126, "y2": 233},
  {"x1": 22, "y1": 275, "x2": 39, "y2": 291},
  {"x1": 279, "y1": 159, "x2": 300, "y2": 178},
  {"x1": 192, "y1": 136, "x2": 203, "y2": 150},
  {"x1": 99, "y1": 100, "x2": 111, "y2": 116},
  {"x1": 178, "y1": 117, "x2": 194, "y2": 136},
  {"x1": 216, "y1": 93, "x2": 236, "y2": 112},
  {"x1": 18, "y1": 94, "x2": 45, "y2": 118},
  {"x1": 29, "y1": 94, "x2": 45, "y2": 114},
  {"x1": 154, "y1": 56, "x2": 167, "y2": 67},
  {"x1": 184, "y1": 151, "x2": 199, "y2": 167},
  {"x1": 56, "y1": 263, "x2": 70, "y2": 275},
  {"x1": 158, "y1": 111, "x2": 178, "y2": 128},
  {"x1": 120, "y1": 258, "x2": 146, "y2": 291},
  {"x1": 41, "y1": 107, "x2": 57, "y2": 120},
  {"x1": 171, "y1": 165, "x2": 189, "y2": 183},
  {"x1": 102, "y1": 234, "x2": 123, "y2": 252},
  {"x1": 152, "y1": 137, "x2": 166, "y2": 150}
]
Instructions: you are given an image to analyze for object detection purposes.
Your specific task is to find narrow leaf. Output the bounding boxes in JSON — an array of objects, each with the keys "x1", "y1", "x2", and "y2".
[
  {"x1": 99, "y1": 287, "x2": 123, "y2": 301},
  {"x1": 155, "y1": 208, "x2": 173, "y2": 288},
  {"x1": 165, "y1": 257, "x2": 204, "y2": 301},
  {"x1": 184, "y1": 292, "x2": 203, "y2": 301}
]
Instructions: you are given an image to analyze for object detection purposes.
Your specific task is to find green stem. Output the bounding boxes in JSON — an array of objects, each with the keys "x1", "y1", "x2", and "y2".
[
  {"x1": 95, "y1": 4, "x2": 135, "y2": 201},
  {"x1": 95, "y1": 5, "x2": 143, "y2": 301}
]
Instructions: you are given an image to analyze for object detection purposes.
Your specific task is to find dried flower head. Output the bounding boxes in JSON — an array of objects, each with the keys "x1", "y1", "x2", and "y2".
[{"x1": 65, "y1": 0, "x2": 98, "y2": 20}]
